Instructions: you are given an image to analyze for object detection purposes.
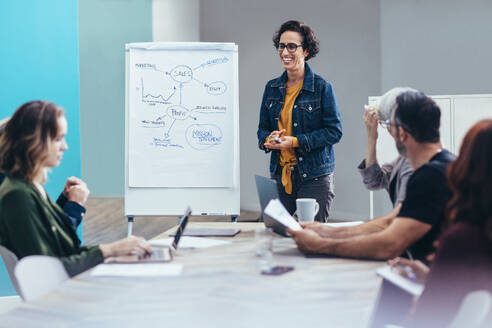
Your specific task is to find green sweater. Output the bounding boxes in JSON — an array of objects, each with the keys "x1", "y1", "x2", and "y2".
[{"x1": 0, "y1": 177, "x2": 103, "y2": 276}]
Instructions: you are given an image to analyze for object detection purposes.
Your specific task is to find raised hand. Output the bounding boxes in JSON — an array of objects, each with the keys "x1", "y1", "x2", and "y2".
[{"x1": 363, "y1": 105, "x2": 378, "y2": 141}]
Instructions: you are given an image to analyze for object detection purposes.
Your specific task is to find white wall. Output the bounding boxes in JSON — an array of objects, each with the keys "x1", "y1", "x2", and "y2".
[
  {"x1": 153, "y1": 0, "x2": 200, "y2": 42},
  {"x1": 200, "y1": 0, "x2": 381, "y2": 220}
]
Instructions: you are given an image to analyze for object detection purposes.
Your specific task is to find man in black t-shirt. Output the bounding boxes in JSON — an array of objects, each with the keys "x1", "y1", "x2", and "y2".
[
  {"x1": 289, "y1": 90, "x2": 455, "y2": 262},
  {"x1": 397, "y1": 149, "x2": 454, "y2": 260}
]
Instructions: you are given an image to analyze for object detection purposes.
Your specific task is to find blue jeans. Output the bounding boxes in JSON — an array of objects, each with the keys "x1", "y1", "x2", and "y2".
[{"x1": 271, "y1": 166, "x2": 335, "y2": 222}]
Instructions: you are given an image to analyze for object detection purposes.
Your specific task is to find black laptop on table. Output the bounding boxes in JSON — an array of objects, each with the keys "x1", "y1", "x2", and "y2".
[{"x1": 254, "y1": 175, "x2": 290, "y2": 237}]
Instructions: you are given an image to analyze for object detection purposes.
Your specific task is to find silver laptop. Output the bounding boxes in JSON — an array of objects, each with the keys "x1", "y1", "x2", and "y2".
[
  {"x1": 109, "y1": 207, "x2": 191, "y2": 263},
  {"x1": 254, "y1": 175, "x2": 289, "y2": 236}
]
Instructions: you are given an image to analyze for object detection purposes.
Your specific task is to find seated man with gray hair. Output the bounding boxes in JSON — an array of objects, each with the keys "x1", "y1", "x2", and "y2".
[{"x1": 358, "y1": 87, "x2": 415, "y2": 208}]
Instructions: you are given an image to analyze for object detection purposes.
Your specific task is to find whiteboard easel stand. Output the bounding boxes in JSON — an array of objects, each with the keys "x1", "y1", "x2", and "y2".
[
  {"x1": 124, "y1": 42, "x2": 241, "y2": 235},
  {"x1": 127, "y1": 216, "x2": 134, "y2": 237}
]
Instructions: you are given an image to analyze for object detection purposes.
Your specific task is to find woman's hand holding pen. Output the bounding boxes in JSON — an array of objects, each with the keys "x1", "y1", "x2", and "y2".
[
  {"x1": 264, "y1": 129, "x2": 294, "y2": 149},
  {"x1": 388, "y1": 257, "x2": 430, "y2": 283}
]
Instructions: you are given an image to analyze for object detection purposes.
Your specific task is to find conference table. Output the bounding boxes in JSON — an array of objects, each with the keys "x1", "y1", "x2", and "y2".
[{"x1": 0, "y1": 222, "x2": 384, "y2": 328}]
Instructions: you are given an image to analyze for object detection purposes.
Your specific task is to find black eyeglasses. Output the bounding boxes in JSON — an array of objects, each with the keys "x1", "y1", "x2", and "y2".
[
  {"x1": 277, "y1": 43, "x2": 303, "y2": 53},
  {"x1": 380, "y1": 117, "x2": 413, "y2": 134}
]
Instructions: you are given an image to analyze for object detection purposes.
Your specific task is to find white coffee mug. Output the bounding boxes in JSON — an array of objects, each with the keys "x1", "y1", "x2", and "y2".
[{"x1": 294, "y1": 198, "x2": 319, "y2": 222}]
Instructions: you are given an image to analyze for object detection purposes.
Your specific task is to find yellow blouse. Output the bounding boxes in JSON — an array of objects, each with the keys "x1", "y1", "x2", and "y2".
[{"x1": 278, "y1": 81, "x2": 302, "y2": 194}]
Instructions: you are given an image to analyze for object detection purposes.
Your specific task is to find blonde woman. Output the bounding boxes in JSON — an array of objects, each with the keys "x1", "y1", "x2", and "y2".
[{"x1": 0, "y1": 100, "x2": 152, "y2": 276}]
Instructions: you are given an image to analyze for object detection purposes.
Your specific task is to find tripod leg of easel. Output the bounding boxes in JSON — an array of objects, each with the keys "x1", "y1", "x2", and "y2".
[{"x1": 127, "y1": 216, "x2": 134, "y2": 237}]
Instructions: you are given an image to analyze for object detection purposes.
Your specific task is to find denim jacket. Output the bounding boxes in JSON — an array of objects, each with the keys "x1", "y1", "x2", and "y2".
[{"x1": 257, "y1": 63, "x2": 343, "y2": 181}]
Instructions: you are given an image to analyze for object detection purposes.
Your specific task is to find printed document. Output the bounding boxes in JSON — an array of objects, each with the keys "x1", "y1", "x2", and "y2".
[{"x1": 264, "y1": 199, "x2": 302, "y2": 231}]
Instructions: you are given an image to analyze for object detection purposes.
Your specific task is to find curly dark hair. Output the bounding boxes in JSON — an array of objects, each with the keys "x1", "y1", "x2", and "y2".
[{"x1": 272, "y1": 20, "x2": 319, "y2": 61}]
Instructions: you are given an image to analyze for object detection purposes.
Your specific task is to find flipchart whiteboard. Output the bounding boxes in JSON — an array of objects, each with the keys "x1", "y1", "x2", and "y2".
[{"x1": 125, "y1": 42, "x2": 240, "y2": 216}]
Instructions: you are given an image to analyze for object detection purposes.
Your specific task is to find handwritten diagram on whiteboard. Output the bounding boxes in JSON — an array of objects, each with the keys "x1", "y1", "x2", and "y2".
[{"x1": 128, "y1": 43, "x2": 237, "y2": 188}]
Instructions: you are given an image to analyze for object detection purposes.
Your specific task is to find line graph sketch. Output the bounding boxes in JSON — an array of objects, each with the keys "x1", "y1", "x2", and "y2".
[{"x1": 128, "y1": 43, "x2": 237, "y2": 188}]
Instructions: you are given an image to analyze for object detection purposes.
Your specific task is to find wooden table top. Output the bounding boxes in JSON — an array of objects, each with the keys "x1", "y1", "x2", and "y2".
[{"x1": 0, "y1": 222, "x2": 384, "y2": 328}]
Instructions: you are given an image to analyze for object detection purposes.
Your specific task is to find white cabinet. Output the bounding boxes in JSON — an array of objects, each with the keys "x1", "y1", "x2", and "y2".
[
  {"x1": 367, "y1": 94, "x2": 492, "y2": 218},
  {"x1": 453, "y1": 96, "x2": 492, "y2": 152}
]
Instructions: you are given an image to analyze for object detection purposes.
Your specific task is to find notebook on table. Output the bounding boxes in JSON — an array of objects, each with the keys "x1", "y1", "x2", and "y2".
[{"x1": 376, "y1": 265, "x2": 424, "y2": 296}]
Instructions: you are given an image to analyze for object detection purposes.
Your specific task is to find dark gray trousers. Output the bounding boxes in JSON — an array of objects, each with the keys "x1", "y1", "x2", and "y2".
[{"x1": 271, "y1": 166, "x2": 335, "y2": 222}]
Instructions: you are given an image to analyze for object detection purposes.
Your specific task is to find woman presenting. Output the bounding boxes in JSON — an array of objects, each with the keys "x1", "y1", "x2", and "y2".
[{"x1": 257, "y1": 20, "x2": 342, "y2": 222}]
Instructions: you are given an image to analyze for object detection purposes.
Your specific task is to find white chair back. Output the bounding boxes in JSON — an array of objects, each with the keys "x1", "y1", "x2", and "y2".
[
  {"x1": 0, "y1": 245, "x2": 23, "y2": 298},
  {"x1": 14, "y1": 255, "x2": 69, "y2": 302},
  {"x1": 448, "y1": 290, "x2": 492, "y2": 328}
]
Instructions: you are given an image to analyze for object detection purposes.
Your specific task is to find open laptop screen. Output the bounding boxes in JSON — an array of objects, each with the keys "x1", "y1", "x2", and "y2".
[
  {"x1": 254, "y1": 175, "x2": 279, "y2": 219},
  {"x1": 172, "y1": 207, "x2": 191, "y2": 250}
]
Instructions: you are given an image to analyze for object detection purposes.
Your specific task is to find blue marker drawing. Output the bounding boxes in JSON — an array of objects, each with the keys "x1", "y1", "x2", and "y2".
[
  {"x1": 141, "y1": 78, "x2": 176, "y2": 103},
  {"x1": 206, "y1": 81, "x2": 227, "y2": 95},
  {"x1": 193, "y1": 77, "x2": 208, "y2": 87},
  {"x1": 135, "y1": 57, "x2": 230, "y2": 150},
  {"x1": 192, "y1": 57, "x2": 229, "y2": 70},
  {"x1": 170, "y1": 65, "x2": 193, "y2": 84},
  {"x1": 153, "y1": 137, "x2": 184, "y2": 149},
  {"x1": 193, "y1": 63, "x2": 205, "y2": 71},
  {"x1": 167, "y1": 119, "x2": 177, "y2": 136},
  {"x1": 185, "y1": 124, "x2": 223, "y2": 150}
]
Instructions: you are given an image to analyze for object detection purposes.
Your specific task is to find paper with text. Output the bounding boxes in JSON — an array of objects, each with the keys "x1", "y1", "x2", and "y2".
[{"x1": 264, "y1": 199, "x2": 302, "y2": 231}]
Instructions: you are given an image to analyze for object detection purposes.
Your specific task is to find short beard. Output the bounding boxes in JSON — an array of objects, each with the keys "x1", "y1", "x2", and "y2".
[{"x1": 395, "y1": 138, "x2": 407, "y2": 157}]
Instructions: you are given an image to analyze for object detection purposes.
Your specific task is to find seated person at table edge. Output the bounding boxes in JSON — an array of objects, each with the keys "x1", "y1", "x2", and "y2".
[
  {"x1": 358, "y1": 87, "x2": 415, "y2": 208},
  {"x1": 353, "y1": 87, "x2": 415, "y2": 233},
  {"x1": 289, "y1": 90, "x2": 455, "y2": 261},
  {"x1": 0, "y1": 100, "x2": 152, "y2": 277},
  {"x1": 0, "y1": 118, "x2": 86, "y2": 229},
  {"x1": 390, "y1": 119, "x2": 492, "y2": 328}
]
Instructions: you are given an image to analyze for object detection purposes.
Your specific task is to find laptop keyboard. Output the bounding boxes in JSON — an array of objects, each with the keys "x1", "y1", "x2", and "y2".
[{"x1": 140, "y1": 247, "x2": 171, "y2": 261}]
